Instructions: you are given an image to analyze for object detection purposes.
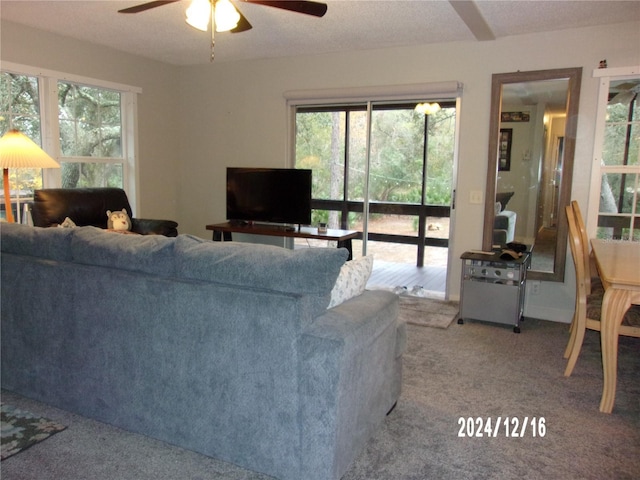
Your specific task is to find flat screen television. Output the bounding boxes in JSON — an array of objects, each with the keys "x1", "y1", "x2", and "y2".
[{"x1": 226, "y1": 167, "x2": 312, "y2": 225}]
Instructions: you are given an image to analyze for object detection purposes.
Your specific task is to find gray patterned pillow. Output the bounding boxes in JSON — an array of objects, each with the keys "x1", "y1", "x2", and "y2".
[{"x1": 328, "y1": 255, "x2": 374, "y2": 308}]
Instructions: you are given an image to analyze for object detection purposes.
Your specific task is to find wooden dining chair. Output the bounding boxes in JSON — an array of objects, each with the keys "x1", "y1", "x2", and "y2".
[
  {"x1": 563, "y1": 200, "x2": 605, "y2": 348},
  {"x1": 570, "y1": 200, "x2": 603, "y2": 295},
  {"x1": 563, "y1": 204, "x2": 640, "y2": 377}
]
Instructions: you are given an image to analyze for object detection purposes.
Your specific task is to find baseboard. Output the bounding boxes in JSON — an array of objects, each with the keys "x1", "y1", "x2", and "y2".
[{"x1": 524, "y1": 304, "x2": 572, "y2": 324}]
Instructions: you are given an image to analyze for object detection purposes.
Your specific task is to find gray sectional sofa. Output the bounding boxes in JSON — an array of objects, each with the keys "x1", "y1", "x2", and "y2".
[{"x1": 1, "y1": 223, "x2": 405, "y2": 480}]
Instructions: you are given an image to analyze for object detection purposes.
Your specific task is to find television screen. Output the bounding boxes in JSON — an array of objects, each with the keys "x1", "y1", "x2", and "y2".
[{"x1": 226, "y1": 168, "x2": 312, "y2": 225}]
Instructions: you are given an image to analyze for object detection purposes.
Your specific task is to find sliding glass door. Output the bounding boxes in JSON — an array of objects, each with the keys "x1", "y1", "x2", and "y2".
[{"x1": 294, "y1": 100, "x2": 456, "y2": 268}]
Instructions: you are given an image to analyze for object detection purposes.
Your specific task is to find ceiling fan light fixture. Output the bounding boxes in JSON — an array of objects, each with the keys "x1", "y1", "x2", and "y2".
[
  {"x1": 215, "y1": 0, "x2": 240, "y2": 32},
  {"x1": 609, "y1": 90, "x2": 637, "y2": 106},
  {"x1": 186, "y1": 0, "x2": 211, "y2": 31}
]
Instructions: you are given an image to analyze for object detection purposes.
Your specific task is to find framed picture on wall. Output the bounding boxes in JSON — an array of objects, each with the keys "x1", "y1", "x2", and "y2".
[
  {"x1": 498, "y1": 128, "x2": 512, "y2": 171},
  {"x1": 501, "y1": 112, "x2": 530, "y2": 122}
]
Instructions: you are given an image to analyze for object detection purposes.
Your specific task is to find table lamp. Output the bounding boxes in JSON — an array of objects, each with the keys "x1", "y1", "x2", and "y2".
[{"x1": 0, "y1": 129, "x2": 60, "y2": 223}]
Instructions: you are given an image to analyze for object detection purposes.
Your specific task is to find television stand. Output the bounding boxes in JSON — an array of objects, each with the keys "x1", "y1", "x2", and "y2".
[
  {"x1": 252, "y1": 223, "x2": 297, "y2": 232},
  {"x1": 206, "y1": 222, "x2": 359, "y2": 260}
]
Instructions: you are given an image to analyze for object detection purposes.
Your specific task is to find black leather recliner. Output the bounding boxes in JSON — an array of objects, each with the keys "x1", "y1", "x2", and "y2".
[{"x1": 31, "y1": 188, "x2": 178, "y2": 237}]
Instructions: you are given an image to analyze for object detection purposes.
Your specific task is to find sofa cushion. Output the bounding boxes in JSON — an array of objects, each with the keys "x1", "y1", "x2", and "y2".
[
  {"x1": 174, "y1": 235, "x2": 348, "y2": 296},
  {"x1": 328, "y1": 255, "x2": 373, "y2": 308},
  {"x1": 0, "y1": 223, "x2": 73, "y2": 261},
  {"x1": 71, "y1": 226, "x2": 175, "y2": 275}
]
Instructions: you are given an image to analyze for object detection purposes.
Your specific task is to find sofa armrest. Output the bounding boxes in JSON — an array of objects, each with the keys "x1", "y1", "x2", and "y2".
[
  {"x1": 493, "y1": 229, "x2": 508, "y2": 245},
  {"x1": 494, "y1": 214, "x2": 509, "y2": 230},
  {"x1": 131, "y1": 218, "x2": 178, "y2": 237},
  {"x1": 494, "y1": 210, "x2": 516, "y2": 245},
  {"x1": 299, "y1": 290, "x2": 403, "y2": 480}
]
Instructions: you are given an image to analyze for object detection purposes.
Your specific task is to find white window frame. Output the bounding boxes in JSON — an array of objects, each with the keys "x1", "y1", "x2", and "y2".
[
  {"x1": 588, "y1": 65, "x2": 640, "y2": 240},
  {"x1": 1, "y1": 62, "x2": 141, "y2": 212}
]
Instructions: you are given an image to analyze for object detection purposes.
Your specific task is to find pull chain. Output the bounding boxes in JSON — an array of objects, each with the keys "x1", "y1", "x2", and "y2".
[{"x1": 210, "y1": 0, "x2": 215, "y2": 62}]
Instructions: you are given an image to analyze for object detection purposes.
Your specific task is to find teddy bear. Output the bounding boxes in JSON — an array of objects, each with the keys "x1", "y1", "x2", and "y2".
[{"x1": 106, "y1": 209, "x2": 132, "y2": 231}]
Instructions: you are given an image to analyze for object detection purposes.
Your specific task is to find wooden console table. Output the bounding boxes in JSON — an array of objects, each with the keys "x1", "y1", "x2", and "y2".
[{"x1": 206, "y1": 222, "x2": 359, "y2": 260}]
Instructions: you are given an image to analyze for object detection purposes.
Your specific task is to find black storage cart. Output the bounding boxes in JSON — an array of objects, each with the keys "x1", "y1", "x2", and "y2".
[{"x1": 458, "y1": 250, "x2": 531, "y2": 333}]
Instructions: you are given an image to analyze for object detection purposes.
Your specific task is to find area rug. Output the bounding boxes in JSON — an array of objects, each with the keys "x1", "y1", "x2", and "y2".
[
  {"x1": 1, "y1": 403, "x2": 67, "y2": 460},
  {"x1": 397, "y1": 295, "x2": 459, "y2": 328}
]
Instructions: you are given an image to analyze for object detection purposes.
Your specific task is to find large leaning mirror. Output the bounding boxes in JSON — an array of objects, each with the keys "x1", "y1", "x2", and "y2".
[{"x1": 483, "y1": 67, "x2": 582, "y2": 282}]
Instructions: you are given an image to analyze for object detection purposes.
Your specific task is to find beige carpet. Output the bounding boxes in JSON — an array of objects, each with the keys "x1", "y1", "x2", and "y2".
[{"x1": 397, "y1": 295, "x2": 459, "y2": 328}]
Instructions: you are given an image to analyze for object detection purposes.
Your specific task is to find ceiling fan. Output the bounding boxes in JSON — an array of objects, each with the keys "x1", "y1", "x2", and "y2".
[
  {"x1": 120, "y1": 1, "x2": 326, "y2": 44},
  {"x1": 119, "y1": 0, "x2": 327, "y2": 60},
  {"x1": 608, "y1": 81, "x2": 640, "y2": 105}
]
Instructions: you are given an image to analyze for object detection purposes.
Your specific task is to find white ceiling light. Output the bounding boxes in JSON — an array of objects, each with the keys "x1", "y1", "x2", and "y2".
[
  {"x1": 185, "y1": 0, "x2": 241, "y2": 61},
  {"x1": 185, "y1": 0, "x2": 211, "y2": 32},
  {"x1": 415, "y1": 103, "x2": 441, "y2": 115},
  {"x1": 215, "y1": 0, "x2": 240, "y2": 32},
  {"x1": 185, "y1": 0, "x2": 240, "y2": 33}
]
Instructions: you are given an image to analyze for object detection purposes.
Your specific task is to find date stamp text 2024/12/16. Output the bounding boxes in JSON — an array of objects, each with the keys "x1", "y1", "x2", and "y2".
[{"x1": 457, "y1": 417, "x2": 546, "y2": 438}]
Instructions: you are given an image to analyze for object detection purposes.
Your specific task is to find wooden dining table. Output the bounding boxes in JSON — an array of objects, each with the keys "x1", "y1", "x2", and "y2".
[{"x1": 590, "y1": 238, "x2": 640, "y2": 413}]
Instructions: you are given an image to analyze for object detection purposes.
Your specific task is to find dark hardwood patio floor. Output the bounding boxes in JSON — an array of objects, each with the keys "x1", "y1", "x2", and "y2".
[
  {"x1": 366, "y1": 260, "x2": 446, "y2": 297},
  {"x1": 294, "y1": 238, "x2": 448, "y2": 297}
]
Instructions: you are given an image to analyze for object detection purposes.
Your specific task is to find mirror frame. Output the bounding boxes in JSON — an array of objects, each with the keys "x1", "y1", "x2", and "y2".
[{"x1": 483, "y1": 67, "x2": 583, "y2": 282}]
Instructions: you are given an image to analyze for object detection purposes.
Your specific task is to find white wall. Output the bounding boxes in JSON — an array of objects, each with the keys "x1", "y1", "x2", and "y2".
[{"x1": 2, "y1": 19, "x2": 640, "y2": 321}]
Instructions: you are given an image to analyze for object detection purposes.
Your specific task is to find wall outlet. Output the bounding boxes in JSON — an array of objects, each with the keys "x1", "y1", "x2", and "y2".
[
  {"x1": 529, "y1": 280, "x2": 541, "y2": 295},
  {"x1": 469, "y1": 190, "x2": 483, "y2": 204}
]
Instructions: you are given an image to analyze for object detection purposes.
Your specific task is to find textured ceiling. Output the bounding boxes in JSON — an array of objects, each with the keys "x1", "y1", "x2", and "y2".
[{"x1": 1, "y1": 0, "x2": 639, "y2": 66}]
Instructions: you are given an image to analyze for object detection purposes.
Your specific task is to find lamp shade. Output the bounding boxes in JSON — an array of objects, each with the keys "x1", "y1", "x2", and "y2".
[
  {"x1": 215, "y1": 0, "x2": 240, "y2": 32},
  {"x1": 0, "y1": 129, "x2": 60, "y2": 169},
  {"x1": 186, "y1": 0, "x2": 211, "y2": 31}
]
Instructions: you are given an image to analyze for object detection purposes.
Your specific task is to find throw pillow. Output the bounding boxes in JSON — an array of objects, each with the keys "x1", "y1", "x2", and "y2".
[
  {"x1": 328, "y1": 255, "x2": 373, "y2": 308},
  {"x1": 58, "y1": 217, "x2": 77, "y2": 228},
  {"x1": 106, "y1": 209, "x2": 131, "y2": 231}
]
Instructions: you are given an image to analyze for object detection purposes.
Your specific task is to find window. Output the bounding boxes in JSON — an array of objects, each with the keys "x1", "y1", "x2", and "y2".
[
  {"x1": 1, "y1": 63, "x2": 140, "y2": 219},
  {"x1": 58, "y1": 81, "x2": 124, "y2": 188},
  {"x1": 0, "y1": 72, "x2": 44, "y2": 221},
  {"x1": 591, "y1": 69, "x2": 640, "y2": 241}
]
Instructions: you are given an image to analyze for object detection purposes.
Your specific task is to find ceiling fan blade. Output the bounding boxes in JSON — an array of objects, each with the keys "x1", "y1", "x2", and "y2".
[
  {"x1": 242, "y1": 0, "x2": 327, "y2": 17},
  {"x1": 118, "y1": 0, "x2": 180, "y2": 14},
  {"x1": 231, "y1": 11, "x2": 253, "y2": 33}
]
